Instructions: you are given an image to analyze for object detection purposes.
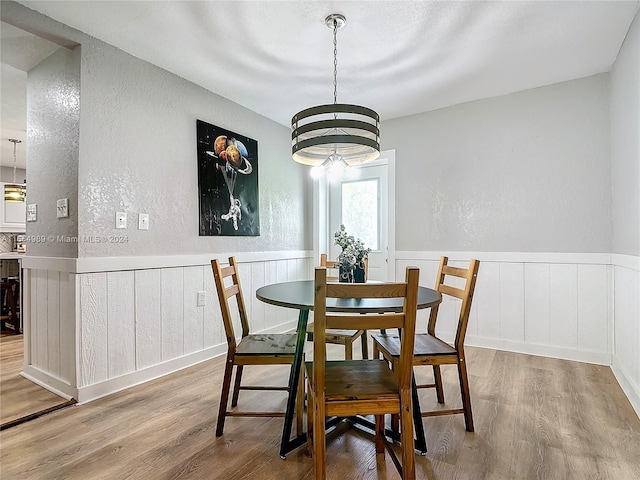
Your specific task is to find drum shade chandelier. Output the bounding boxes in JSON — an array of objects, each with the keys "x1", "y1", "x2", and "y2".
[
  {"x1": 5, "y1": 139, "x2": 25, "y2": 203},
  {"x1": 291, "y1": 14, "x2": 380, "y2": 171}
]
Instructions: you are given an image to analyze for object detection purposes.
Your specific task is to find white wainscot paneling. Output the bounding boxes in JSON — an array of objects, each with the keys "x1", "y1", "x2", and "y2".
[
  {"x1": 549, "y1": 264, "x2": 578, "y2": 350},
  {"x1": 474, "y1": 261, "x2": 501, "y2": 340},
  {"x1": 183, "y1": 266, "x2": 205, "y2": 354},
  {"x1": 577, "y1": 264, "x2": 609, "y2": 354},
  {"x1": 395, "y1": 253, "x2": 611, "y2": 365},
  {"x1": 499, "y1": 263, "x2": 525, "y2": 343},
  {"x1": 25, "y1": 253, "x2": 312, "y2": 402},
  {"x1": 524, "y1": 263, "x2": 551, "y2": 345},
  {"x1": 614, "y1": 265, "x2": 640, "y2": 390},
  {"x1": 79, "y1": 273, "x2": 108, "y2": 387},
  {"x1": 107, "y1": 271, "x2": 135, "y2": 378},
  {"x1": 161, "y1": 267, "x2": 185, "y2": 361},
  {"x1": 135, "y1": 269, "x2": 162, "y2": 369}
]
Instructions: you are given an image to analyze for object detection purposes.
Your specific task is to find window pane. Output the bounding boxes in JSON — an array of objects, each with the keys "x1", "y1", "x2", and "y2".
[{"x1": 341, "y1": 179, "x2": 379, "y2": 251}]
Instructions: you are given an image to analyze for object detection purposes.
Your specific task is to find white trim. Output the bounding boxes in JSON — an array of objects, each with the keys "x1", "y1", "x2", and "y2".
[
  {"x1": 396, "y1": 251, "x2": 611, "y2": 265},
  {"x1": 466, "y1": 335, "x2": 612, "y2": 366},
  {"x1": 22, "y1": 250, "x2": 313, "y2": 274},
  {"x1": 611, "y1": 358, "x2": 640, "y2": 419},
  {"x1": 22, "y1": 365, "x2": 75, "y2": 400},
  {"x1": 611, "y1": 253, "x2": 640, "y2": 271}
]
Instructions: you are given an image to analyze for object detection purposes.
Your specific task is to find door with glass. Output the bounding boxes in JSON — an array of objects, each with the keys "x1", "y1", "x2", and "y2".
[{"x1": 329, "y1": 161, "x2": 390, "y2": 281}]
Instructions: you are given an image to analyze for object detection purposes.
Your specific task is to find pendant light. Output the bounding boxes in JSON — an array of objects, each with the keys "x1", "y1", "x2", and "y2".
[
  {"x1": 291, "y1": 14, "x2": 380, "y2": 172},
  {"x1": 5, "y1": 139, "x2": 26, "y2": 203}
]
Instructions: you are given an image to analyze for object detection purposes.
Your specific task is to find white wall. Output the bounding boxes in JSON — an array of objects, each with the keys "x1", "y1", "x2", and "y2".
[
  {"x1": 26, "y1": 45, "x2": 80, "y2": 258},
  {"x1": 76, "y1": 40, "x2": 309, "y2": 258},
  {"x1": 610, "y1": 10, "x2": 640, "y2": 415},
  {"x1": 383, "y1": 74, "x2": 611, "y2": 254}
]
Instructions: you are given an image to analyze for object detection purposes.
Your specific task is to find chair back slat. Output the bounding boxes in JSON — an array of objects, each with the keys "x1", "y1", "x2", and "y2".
[
  {"x1": 326, "y1": 282, "x2": 406, "y2": 299},
  {"x1": 212, "y1": 257, "x2": 251, "y2": 348},
  {"x1": 326, "y1": 313, "x2": 405, "y2": 331},
  {"x1": 427, "y1": 256, "x2": 480, "y2": 352}
]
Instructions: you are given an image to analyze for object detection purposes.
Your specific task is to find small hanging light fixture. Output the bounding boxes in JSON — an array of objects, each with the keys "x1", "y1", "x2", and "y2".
[
  {"x1": 5, "y1": 139, "x2": 26, "y2": 203},
  {"x1": 291, "y1": 14, "x2": 380, "y2": 173}
]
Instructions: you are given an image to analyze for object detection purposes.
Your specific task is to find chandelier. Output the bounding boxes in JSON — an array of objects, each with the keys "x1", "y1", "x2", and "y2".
[
  {"x1": 5, "y1": 139, "x2": 26, "y2": 203},
  {"x1": 291, "y1": 14, "x2": 380, "y2": 173}
]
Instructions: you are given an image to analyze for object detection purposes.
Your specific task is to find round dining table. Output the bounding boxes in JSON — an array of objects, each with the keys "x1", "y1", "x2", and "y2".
[{"x1": 255, "y1": 279, "x2": 442, "y2": 458}]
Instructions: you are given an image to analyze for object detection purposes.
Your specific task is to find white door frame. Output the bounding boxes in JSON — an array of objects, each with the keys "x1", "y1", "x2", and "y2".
[{"x1": 313, "y1": 149, "x2": 396, "y2": 280}]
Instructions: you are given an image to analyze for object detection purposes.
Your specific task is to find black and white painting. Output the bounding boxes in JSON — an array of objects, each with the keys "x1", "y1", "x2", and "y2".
[{"x1": 197, "y1": 119, "x2": 260, "y2": 236}]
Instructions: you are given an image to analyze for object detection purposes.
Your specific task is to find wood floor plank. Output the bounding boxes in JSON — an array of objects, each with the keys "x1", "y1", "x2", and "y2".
[{"x1": 1, "y1": 346, "x2": 639, "y2": 479}]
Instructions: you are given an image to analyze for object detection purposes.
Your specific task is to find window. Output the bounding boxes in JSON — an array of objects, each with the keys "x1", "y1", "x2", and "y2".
[{"x1": 341, "y1": 179, "x2": 379, "y2": 251}]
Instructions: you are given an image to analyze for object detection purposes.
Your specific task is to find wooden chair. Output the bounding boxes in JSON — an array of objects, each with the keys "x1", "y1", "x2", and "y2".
[
  {"x1": 305, "y1": 254, "x2": 368, "y2": 360},
  {"x1": 212, "y1": 257, "x2": 304, "y2": 437},
  {"x1": 306, "y1": 266, "x2": 420, "y2": 479},
  {"x1": 372, "y1": 256, "x2": 480, "y2": 432}
]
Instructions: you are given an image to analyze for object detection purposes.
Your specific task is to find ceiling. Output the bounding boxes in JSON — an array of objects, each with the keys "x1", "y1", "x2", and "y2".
[{"x1": 2, "y1": 1, "x2": 639, "y2": 169}]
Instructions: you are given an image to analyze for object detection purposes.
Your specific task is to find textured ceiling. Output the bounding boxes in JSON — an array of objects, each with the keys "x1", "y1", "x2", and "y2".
[{"x1": 2, "y1": 0, "x2": 639, "y2": 169}]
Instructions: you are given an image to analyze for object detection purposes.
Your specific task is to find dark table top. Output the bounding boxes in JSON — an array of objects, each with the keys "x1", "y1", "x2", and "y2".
[{"x1": 256, "y1": 279, "x2": 441, "y2": 314}]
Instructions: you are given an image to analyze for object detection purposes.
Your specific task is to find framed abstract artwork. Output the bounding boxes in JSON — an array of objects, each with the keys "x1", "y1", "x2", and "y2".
[{"x1": 197, "y1": 119, "x2": 260, "y2": 236}]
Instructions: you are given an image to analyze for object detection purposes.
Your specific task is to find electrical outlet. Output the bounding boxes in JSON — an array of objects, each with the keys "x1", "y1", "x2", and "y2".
[
  {"x1": 197, "y1": 291, "x2": 206, "y2": 307},
  {"x1": 56, "y1": 198, "x2": 68, "y2": 218},
  {"x1": 138, "y1": 213, "x2": 149, "y2": 230},
  {"x1": 115, "y1": 212, "x2": 127, "y2": 229}
]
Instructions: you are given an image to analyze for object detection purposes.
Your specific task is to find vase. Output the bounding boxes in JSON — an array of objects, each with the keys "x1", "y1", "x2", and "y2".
[
  {"x1": 339, "y1": 266, "x2": 354, "y2": 283},
  {"x1": 353, "y1": 264, "x2": 366, "y2": 283}
]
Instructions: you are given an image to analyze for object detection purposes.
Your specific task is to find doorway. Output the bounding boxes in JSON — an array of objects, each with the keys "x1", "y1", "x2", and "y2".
[{"x1": 315, "y1": 150, "x2": 396, "y2": 281}]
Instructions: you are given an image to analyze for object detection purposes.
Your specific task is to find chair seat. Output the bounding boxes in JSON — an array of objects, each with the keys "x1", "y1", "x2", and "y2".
[
  {"x1": 236, "y1": 333, "x2": 298, "y2": 356},
  {"x1": 372, "y1": 332, "x2": 456, "y2": 357},
  {"x1": 306, "y1": 323, "x2": 363, "y2": 341},
  {"x1": 305, "y1": 359, "x2": 399, "y2": 402}
]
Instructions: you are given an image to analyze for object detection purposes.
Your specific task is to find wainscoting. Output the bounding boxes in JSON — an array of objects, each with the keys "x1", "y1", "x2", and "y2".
[
  {"x1": 21, "y1": 251, "x2": 312, "y2": 403},
  {"x1": 396, "y1": 251, "x2": 639, "y2": 417},
  {"x1": 18, "y1": 250, "x2": 639, "y2": 418}
]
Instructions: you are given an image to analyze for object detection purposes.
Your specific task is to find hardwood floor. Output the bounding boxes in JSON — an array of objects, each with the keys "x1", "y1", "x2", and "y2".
[
  {"x1": 0, "y1": 335, "x2": 74, "y2": 428},
  {"x1": 1, "y1": 345, "x2": 639, "y2": 479}
]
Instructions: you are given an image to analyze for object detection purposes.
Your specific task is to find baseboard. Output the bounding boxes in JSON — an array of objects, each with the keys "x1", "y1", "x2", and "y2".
[
  {"x1": 611, "y1": 357, "x2": 640, "y2": 420},
  {"x1": 466, "y1": 335, "x2": 611, "y2": 366},
  {"x1": 21, "y1": 366, "x2": 76, "y2": 400},
  {"x1": 76, "y1": 344, "x2": 227, "y2": 404}
]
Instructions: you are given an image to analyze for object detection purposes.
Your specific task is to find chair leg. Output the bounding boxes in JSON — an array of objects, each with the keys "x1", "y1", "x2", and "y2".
[
  {"x1": 433, "y1": 365, "x2": 445, "y2": 404},
  {"x1": 344, "y1": 341, "x2": 353, "y2": 360},
  {"x1": 372, "y1": 340, "x2": 380, "y2": 359},
  {"x1": 458, "y1": 358, "x2": 474, "y2": 432},
  {"x1": 360, "y1": 331, "x2": 369, "y2": 359},
  {"x1": 307, "y1": 383, "x2": 314, "y2": 457},
  {"x1": 313, "y1": 393, "x2": 327, "y2": 480},
  {"x1": 231, "y1": 365, "x2": 244, "y2": 407},
  {"x1": 399, "y1": 390, "x2": 416, "y2": 479},
  {"x1": 375, "y1": 414, "x2": 385, "y2": 454},
  {"x1": 216, "y1": 356, "x2": 235, "y2": 437}
]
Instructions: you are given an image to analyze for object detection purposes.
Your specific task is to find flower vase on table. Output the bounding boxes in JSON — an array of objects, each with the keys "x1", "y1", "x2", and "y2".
[{"x1": 334, "y1": 225, "x2": 371, "y2": 284}]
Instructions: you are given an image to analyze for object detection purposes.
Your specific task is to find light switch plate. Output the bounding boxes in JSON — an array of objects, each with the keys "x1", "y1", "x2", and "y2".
[
  {"x1": 138, "y1": 213, "x2": 149, "y2": 230},
  {"x1": 115, "y1": 212, "x2": 127, "y2": 229},
  {"x1": 56, "y1": 198, "x2": 69, "y2": 218},
  {"x1": 27, "y1": 204, "x2": 37, "y2": 222}
]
